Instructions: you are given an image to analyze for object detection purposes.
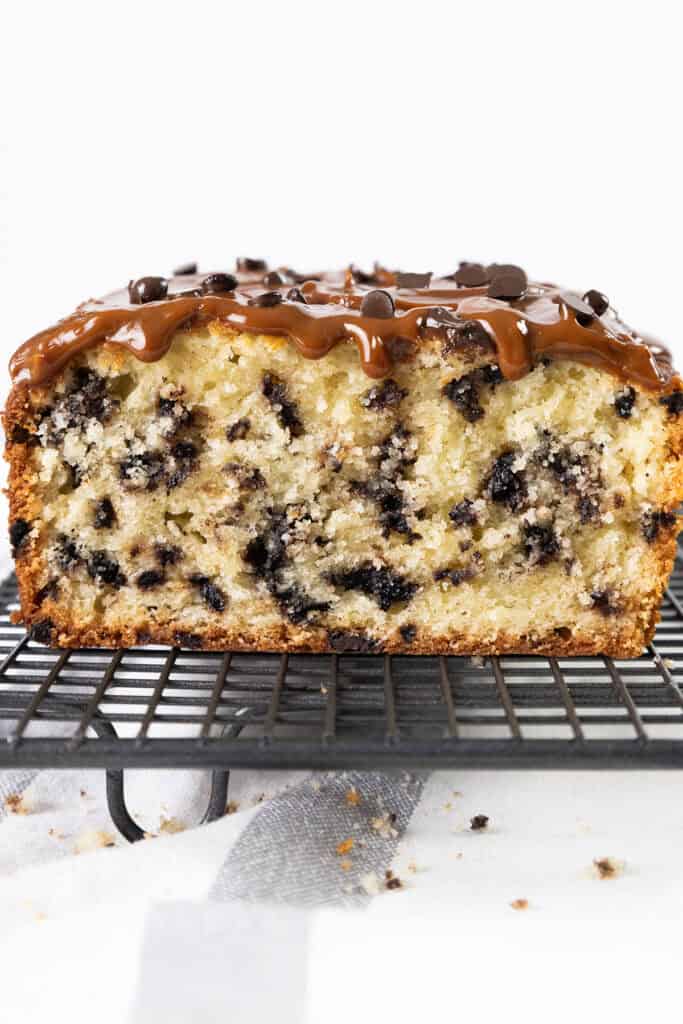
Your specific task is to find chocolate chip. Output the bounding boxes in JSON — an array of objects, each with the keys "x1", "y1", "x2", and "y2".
[
  {"x1": 262, "y1": 373, "x2": 304, "y2": 437},
  {"x1": 226, "y1": 417, "x2": 251, "y2": 442},
  {"x1": 487, "y1": 451, "x2": 527, "y2": 511},
  {"x1": 263, "y1": 271, "x2": 285, "y2": 287},
  {"x1": 487, "y1": 265, "x2": 527, "y2": 300},
  {"x1": 9, "y1": 519, "x2": 31, "y2": 556},
  {"x1": 454, "y1": 262, "x2": 489, "y2": 287},
  {"x1": 449, "y1": 499, "x2": 477, "y2": 527},
  {"x1": 9, "y1": 424, "x2": 38, "y2": 446},
  {"x1": 236, "y1": 257, "x2": 267, "y2": 272},
  {"x1": 56, "y1": 535, "x2": 82, "y2": 572},
  {"x1": 94, "y1": 497, "x2": 116, "y2": 529},
  {"x1": 189, "y1": 574, "x2": 227, "y2": 612},
  {"x1": 128, "y1": 277, "x2": 168, "y2": 304},
  {"x1": 349, "y1": 265, "x2": 377, "y2": 285},
  {"x1": 137, "y1": 569, "x2": 165, "y2": 590},
  {"x1": 248, "y1": 291, "x2": 283, "y2": 307},
  {"x1": 154, "y1": 543, "x2": 182, "y2": 567},
  {"x1": 660, "y1": 392, "x2": 683, "y2": 416},
  {"x1": 591, "y1": 590, "x2": 621, "y2": 616},
  {"x1": 201, "y1": 272, "x2": 237, "y2": 294},
  {"x1": 327, "y1": 562, "x2": 417, "y2": 611},
  {"x1": 614, "y1": 387, "x2": 636, "y2": 419},
  {"x1": 434, "y1": 565, "x2": 476, "y2": 586},
  {"x1": 642, "y1": 509, "x2": 677, "y2": 543},
  {"x1": 174, "y1": 632, "x2": 203, "y2": 649},
  {"x1": 31, "y1": 619, "x2": 55, "y2": 646},
  {"x1": 285, "y1": 287, "x2": 307, "y2": 304},
  {"x1": 560, "y1": 290, "x2": 595, "y2": 327},
  {"x1": 35, "y1": 579, "x2": 58, "y2": 605},
  {"x1": 360, "y1": 289, "x2": 395, "y2": 319},
  {"x1": 523, "y1": 523, "x2": 560, "y2": 566},
  {"x1": 360, "y1": 378, "x2": 407, "y2": 411},
  {"x1": 583, "y1": 289, "x2": 609, "y2": 316},
  {"x1": 119, "y1": 451, "x2": 165, "y2": 491},
  {"x1": 173, "y1": 262, "x2": 197, "y2": 276},
  {"x1": 578, "y1": 496, "x2": 600, "y2": 523},
  {"x1": 442, "y1": 365, "x2": 503, "y2": 422},
  {"x1": 399, "y1": 624, "x2": 417, "y2": 644},
  {"x1": 470, "y1": 814, "x2": 489, "y2": 831},
  {"x1": 224, "y1": 461, "x2": 266, "y2": 490},
  {"x1": 396, "y1": 272, "x2": 432, "y2": 289},
  {"x1": 328, "y1": 630, "x2": 380, "y2": 653},
  {"x1": 87, "y1": 551, "x2": 126, "y2": 588}
]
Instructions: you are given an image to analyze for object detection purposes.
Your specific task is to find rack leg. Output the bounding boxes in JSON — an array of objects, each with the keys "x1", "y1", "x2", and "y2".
[{"x1": 105, "y1": 768, "x2": 231, "y2": 843}]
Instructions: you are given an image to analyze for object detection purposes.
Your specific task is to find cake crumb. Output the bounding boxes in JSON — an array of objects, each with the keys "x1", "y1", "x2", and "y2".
[
  {"x1": 345, "y1": 787, "x2": 361, "y2": 806},
  {"x1": 159, "y1": 815, "x2": 185, "y2": 835},
  {"x1": 339, "y1": 858, "x2": 353, "y2": 872},
  {"x1": 74, "y1": 829, "x2": 116, "y2": 853},
  {"x1": 593, "y1": 856, "x2": 624, "y2": 880},
  {"x1": 510, "y1": 898, "x2": 529, "y2": 911},
  {"x1": 407, "y1": 860, "x2": 418, "y2": 874},
  {"x1": 225, "y1": 800, "x2": 240, "y2": 815},
  {"x1": 336, "y1": 837, "x2": 354, "y2": 855},
  {"x1": 80, "y1": 788, "x2": 88, "y2": 798},
  {"x1": 4, "y1": 793, "x2": 31, "y2": 815},
  {"x1": 470, "y1": 814, "x2": 489, "y2": 831},
  {"x1": 371, "y1": 812, "x2": 399, "y2": 839},
  {"x1": 385, "y1": 869, "x2": 403, "y2": 891}
]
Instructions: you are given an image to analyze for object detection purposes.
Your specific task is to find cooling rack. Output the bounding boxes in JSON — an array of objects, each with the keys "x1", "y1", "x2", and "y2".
[{"x1": 2, "y1": 553, "x2": 683, "y2": 841}]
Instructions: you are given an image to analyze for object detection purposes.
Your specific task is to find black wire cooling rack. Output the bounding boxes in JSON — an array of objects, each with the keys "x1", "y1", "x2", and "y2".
[{"x1": 3, "y1": 552, "x2": 683, "y2": 840}]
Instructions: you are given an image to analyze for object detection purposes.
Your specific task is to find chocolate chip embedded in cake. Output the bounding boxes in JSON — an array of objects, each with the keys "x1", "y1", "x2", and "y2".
[{"x1": 4, "y1": 260, "x2": 683, "y2": 654}]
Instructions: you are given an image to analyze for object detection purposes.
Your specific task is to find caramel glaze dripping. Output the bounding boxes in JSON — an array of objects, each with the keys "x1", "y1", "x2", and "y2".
[{"x1": 9, "y1": 269, "x2": 678, "y2": 394}]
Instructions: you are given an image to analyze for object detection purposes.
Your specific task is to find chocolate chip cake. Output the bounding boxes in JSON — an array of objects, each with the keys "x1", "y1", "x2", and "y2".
[{"x1": 5, "y1": 260, "x2": 683, "y2": 655}]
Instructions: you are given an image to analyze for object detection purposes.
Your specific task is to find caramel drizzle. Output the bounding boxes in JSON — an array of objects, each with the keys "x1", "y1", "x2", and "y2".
[{"x1": 9, "y1": 269, "x2": 675, "y2": 392}]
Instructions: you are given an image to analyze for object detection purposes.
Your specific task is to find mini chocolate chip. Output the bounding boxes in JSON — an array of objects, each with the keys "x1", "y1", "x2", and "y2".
[
  {"x1": 487, "y1": 265, "x2": 527, "y2": 300},
  {"x1": 399, "y1": 623, "x2": 417, "y2": 644},
  {"x1": 660, "y1": 392, "x2": 683, "y2": 416},
  {"x1": 88, "y1": 551, "x2": 127, "y2": 588},
  {"x1": 173, "y1": 262, "x2": 197, "y2": 276},
  {"x1": 560, "y1": 290, "x2": 595, "y2": 327},
  {"x1": 642, "y1": 509, "x2": 677, "y2": 543},
  {"x1": 487, "y1": 451, "x2": 526, "y2": 511},
  {"x1": 583, "y1": 289, "x2": 609, "y2": 316},
  {"x1": 361, "y1": 378, "x2": 408, "y2": 410},
  {"x1": 155, "y1": 543, "x2": 182, "y2": 567},
  {"x1": 137, "y1": 569, "x2": 165, "y2": 590},
  {"x1": 236, "y1": 257, "x2": 267, "y2": 272},
  {"x1": 454, "y1": 262, "x2": 489, "y2": 287},
  {"x1": 94, "y1": 497, "x2": 117, "y2": 529},
  {"x1": 31, "y1": 619, "x2": 55, "y2": 646},
  {"x1": 523, "y1": 523, "x2": 560, "y2": 565},
  {"x1": 591, "y1": 590, "x2": 620, "y2": 616},
  {"x1": 248, "y1": 290, "x2": 283, "y2": 307},
  {"x1": 35, "y1": 579, "x2": 59, "y2": 605},
  {"x1": 286, "y1": 287, "x2": 308, "y2": 305},
  {"x1": 349, "y1": 265, "x2": 377, "y2": 285},
  {"x1": 9, "y1": 424, "x2": 38, "y2": 446},
  {"x1": 396, "y1": 272, "x2": 432, "y2": 289},
  {"x1": 201, "y1": 272, "x2": 237, "y2": 294},
  {"x1": 9, "y1": 519, "x2": 31, "y2": 556},
  {"x1": 614, "y1": 387, "x2": 636, "y2": 419},
  {"x1": 449, "y1": 499, "x2": 477, "y2": 527},
  {"x1": 327, "y1": 630, "x2": 380, "y2": 653},
  {"x1": 189, "y1": 574, "x2": 227, "y2": 612},
  {"x1": 128, "y1": 277, "x2": 168, "y2": 304},
  {"x1": 226, "y1": 417, "x2": 251, "y2": 441},
  {"x1": 174, "y1": 631, "x2": 203, "y2": 649},
  {"x1": 360, "y1": 289, "x2": 395, "y2": 318},
  {"x1": 262, "y1": 373, "x2": 304, "y2": 436},
  {"x1": 263, "y1": 271, "x2": 285, "y2": 287}
]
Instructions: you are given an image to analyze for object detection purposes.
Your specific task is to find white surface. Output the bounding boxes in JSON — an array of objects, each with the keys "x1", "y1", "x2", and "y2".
[{"x1": 3, "y1": 1, "x2": 683, "y2": 1019}]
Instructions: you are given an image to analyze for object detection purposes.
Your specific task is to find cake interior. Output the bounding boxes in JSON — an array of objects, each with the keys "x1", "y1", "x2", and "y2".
[{"x1": 9, "y1": 324, "x2": 679, "y2": 652}]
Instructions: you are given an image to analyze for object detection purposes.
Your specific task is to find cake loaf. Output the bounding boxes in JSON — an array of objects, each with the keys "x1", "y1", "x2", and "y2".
[{"x1": 4, "y1": 260, "x2": 683, "y2": 655}]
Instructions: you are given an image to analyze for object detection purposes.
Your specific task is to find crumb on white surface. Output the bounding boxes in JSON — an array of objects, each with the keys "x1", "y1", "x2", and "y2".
[
  {"x1": 4, "y1": 793, "x2": 32, "y2": 815},
  {"x1": 370, "y1": 813, "x2": 399, "y2": 839},
  {"x1": 159, "y1": 816, "x2": 185, "y2": 835},
  {"x1": 74, "y1": 829, "x2": 116, "y2": 853},
  {"x1": 510, "y1": 898, "x2": 529, "y2": 911},
  {"x1": 593, "y1": 856, "x2": 625, "y2": 880}
]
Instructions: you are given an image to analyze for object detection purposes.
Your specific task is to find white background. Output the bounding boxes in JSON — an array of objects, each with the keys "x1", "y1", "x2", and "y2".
[{"x1": 3, "y1": 2, "x2": 683, "y2": 1021}]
